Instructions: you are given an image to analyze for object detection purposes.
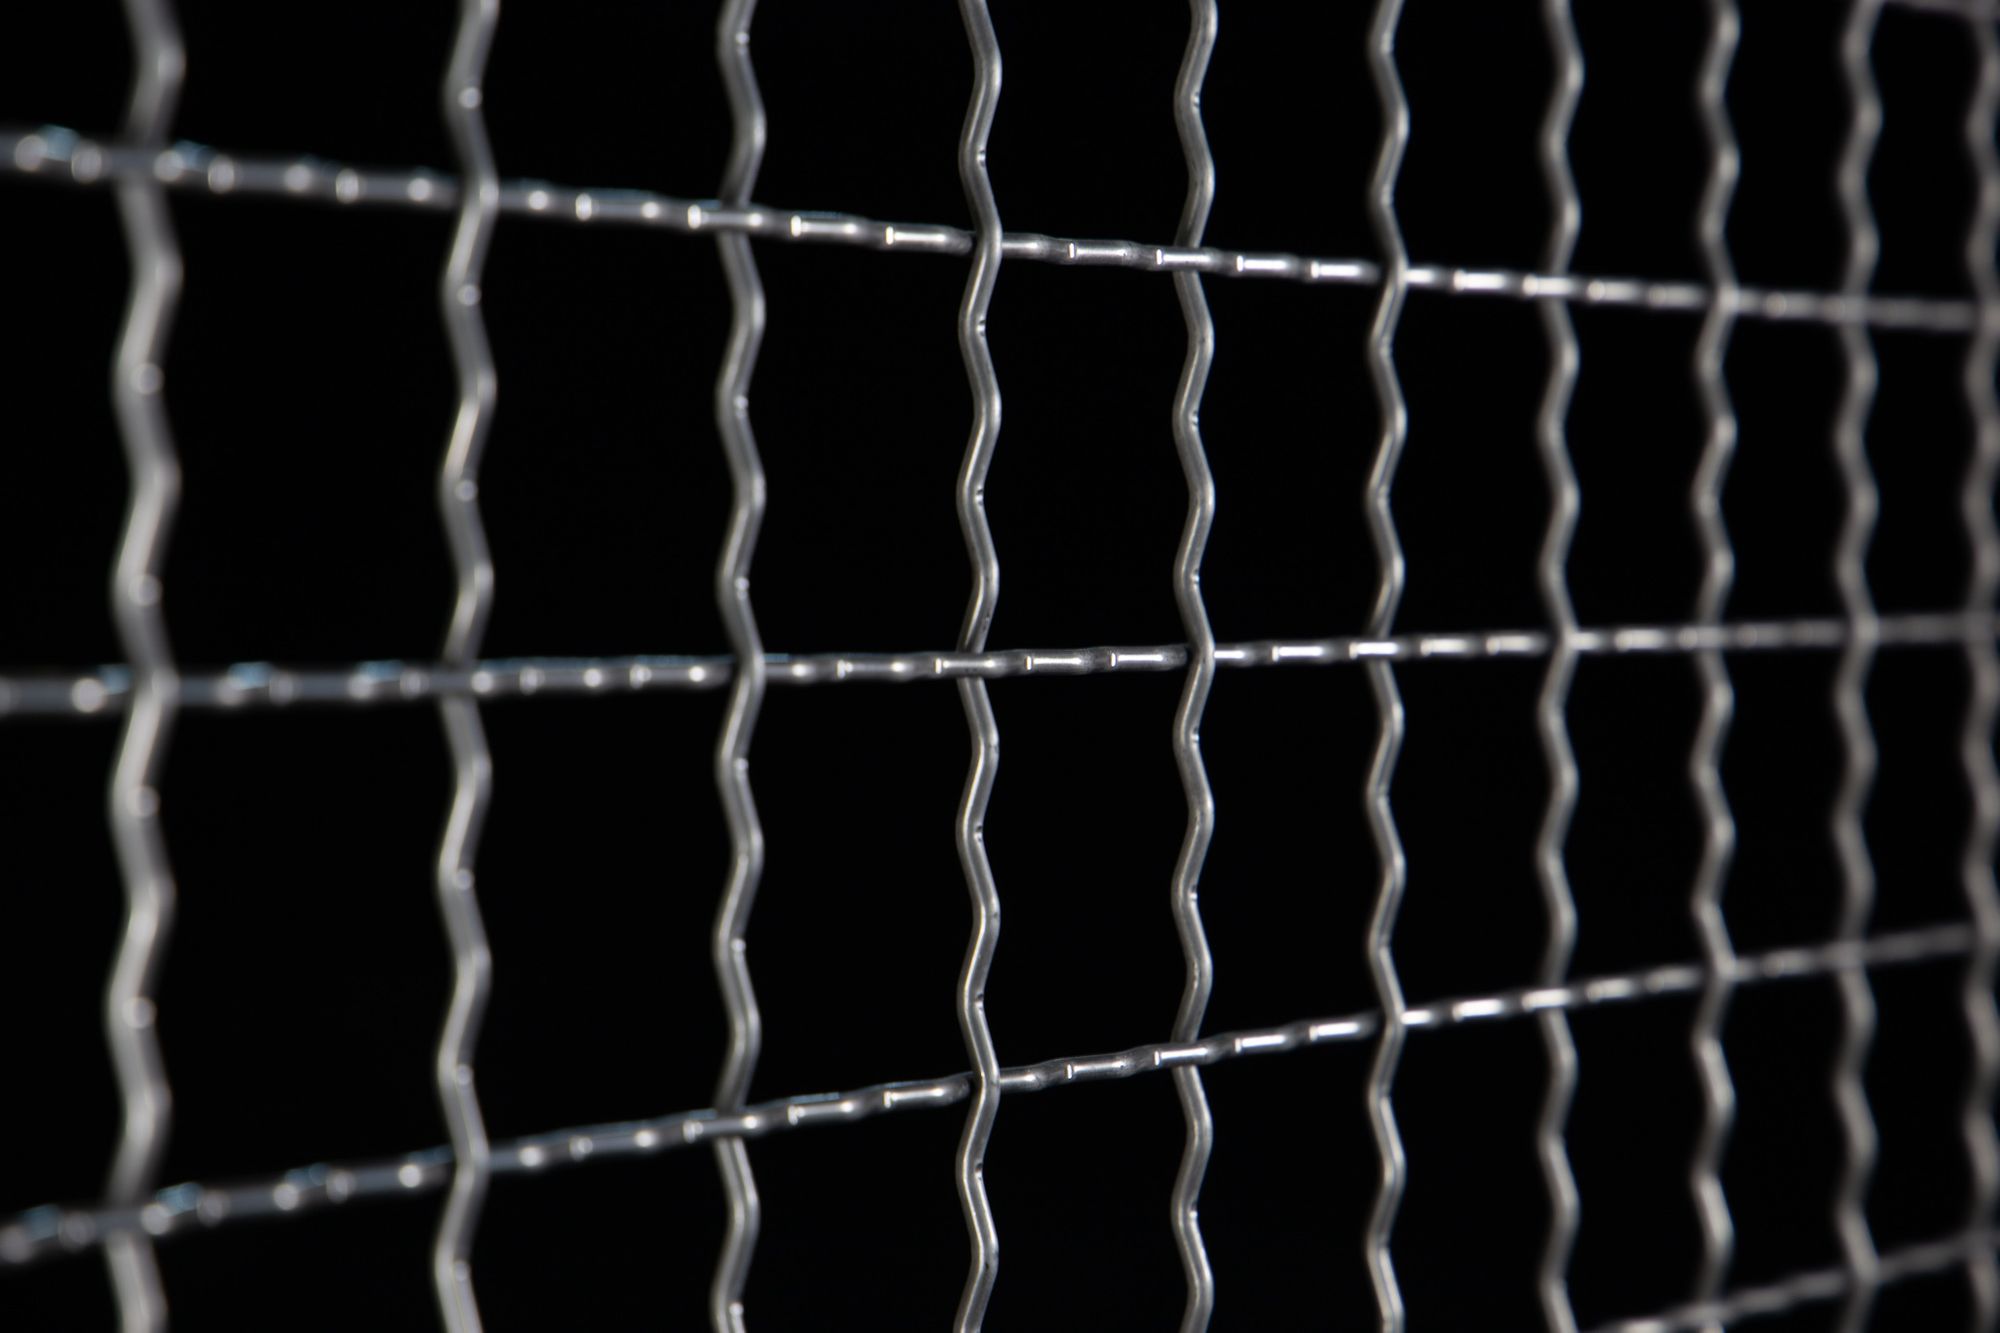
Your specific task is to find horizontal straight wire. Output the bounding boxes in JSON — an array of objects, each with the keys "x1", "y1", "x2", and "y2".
[
  {"x1": 1587, "y1": 1226, "x2": 1998, "y2": 1333},
  {"x1": 0, "y1": 125, "x2": 1981, "y2": 334},
  {"x1": 3, "y1": 611, "x2": 1990, "y2": 719},
  {"x1": 0, "y1": 920, "x2": 1970, "y2": 1269}
]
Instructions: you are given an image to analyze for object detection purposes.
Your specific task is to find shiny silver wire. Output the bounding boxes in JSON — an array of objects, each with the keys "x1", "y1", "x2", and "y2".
[
  {"x1": 1688, "y1": 0, "x2": 1742, "y2": 1321},
  {"x1": 1363, "y1": 2, "x2": 1411, "y2": 1329},
  {"x1": 1964, "y1": 14, "x2": 2000, "y2": 1330},
  {"x1": 0, "y1": 125, "x2": 1983, "y2": 335},
  {"x1": 1, "y1": 6, "x2": 1993, "y2": 1329},
  {"x1": 1534, "y1": 2, "x2": 1583, "y2": 1329},
  {"x1": 1831, "y1": 5, "x2": 1885, "y2": 1330},
  {"x1": 708, "y1": 1, "x2": 767, "y2": 1329},
  {"x1": 951, "y1": 0, "x2": 1003, "y2": 1327},
  {"x1": 433, "y1": 3, "x2": 500, "y2": 1330},
  {"x1": 7, "y1": 922, "x2": 1976, "y2": 1278},
  {"x1": 1584, "y1": 1227, "x2": 2000, "y2": 1333},
  {"x1": 1169, "y1": 3, "x2": 1219, "y2": 1331},
  {"x1": 103, "y1": 1, "x2": 185, "y2": 1329},
  {"x1": 0, "y1": 613, "x2": 1990, "y2": 721}
]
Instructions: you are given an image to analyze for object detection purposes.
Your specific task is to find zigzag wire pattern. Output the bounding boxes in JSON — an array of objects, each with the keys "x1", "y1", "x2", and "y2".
[
  {"x1": 102, "y1": 0, "x2": 185, "y2": 1328},
  {"x1": 6, "y1": 3, "x2": 1996, "y2": 1329},
  {"x1": 1965, "y1": 16, "x2": 2000, "y2": 1331},
  {"x1": 951, "y1": 0, "x2": 1003, "y2": 1326},
  {"x1": 1363, "y1": 1, "x2": 1411, "y2": 1327},
  {"x1": 1831, "y1": 5, "x2": 1886, "y2": 1329},
  {"x1": 1688, "y1": 0, "x2": 1743, "y2": 1319},
  {"x1": 1168, "y1": 2, "x2": 1219, "y2": 1329},
  {"x1": 708, "y1": 0, "x2": 768, "y2": 1327},
  {"x1": 433, "y1": 3, "x2": 501, "y2": 1329},
  {"x1": 1534, "y1": 1, "x2": 1584, "y2": 1327}
]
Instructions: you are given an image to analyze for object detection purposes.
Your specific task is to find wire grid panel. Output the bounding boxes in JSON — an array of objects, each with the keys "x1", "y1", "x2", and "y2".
[{"x1": 0, "y1": 0, "x2": 1998, "y2": 1329}]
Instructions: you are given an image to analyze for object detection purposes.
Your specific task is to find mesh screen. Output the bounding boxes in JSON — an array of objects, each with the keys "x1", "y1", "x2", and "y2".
[{"x1": 1, "y1": 0, "x2": 1998, "y2": 1329}]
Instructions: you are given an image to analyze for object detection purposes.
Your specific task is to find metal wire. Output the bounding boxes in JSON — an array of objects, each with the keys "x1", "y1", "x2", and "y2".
[
  {"x1": 1688, "y1": 1, "x2": 1742, "y2": 1322},
  {"x1": 0, "y1": 126, "x2": 1985, "y2": 336},
  {"x1": 1363, "y1": 2, "x2": 1412, "y2": 1328},
  {"x1": 1169, "y1": 3, "x2": 1219, "y2": 1330},
  {"x1": 707, "y1": 4, "x2": 768, "y2": 1331},
  {"x1": 431, "y1": 4, "x2": 501, "y2": 1329},
  {"x1": 101, "y1": 1, "x2": 184, "y2": 1329},
  {"x1": 3, "y1": 922, "x2": 1973, "y2": 1269},
  {"x1": 0, "y1": 612, "x2": 1989, "y2": 720},
  {"x1": 1534, "y1": 2, "x2": 1584, "y2": 1327},
  {"x1": 707, "y1": 0, "x2": 767, "y2": 1329},
  {"x1": 1830, "y1": 6, "x2": 1886, "y2": 1329},
  {"x1": 1964, "y1": 17, "x2": 2000, "y2": 1331},
  {"x1": 4, "y1": 2, "x2": 1995, "y2": 1329},
  {"x1": 951, "y1": 2, "x2": 1003, "y2": 1326},
  {"x1": 1585, "y1": 1227, "x2": 2000, "y2": 1333}
]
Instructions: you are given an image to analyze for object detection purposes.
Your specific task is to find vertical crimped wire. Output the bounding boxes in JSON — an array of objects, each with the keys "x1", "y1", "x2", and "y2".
[
  {"x1": 1831, "y1": 4, "x2": 1884, "y2": 1330},
  {"x1": 951, "y1": 1, "x2": 1003, "y2": 1328},
  {"x1": 710, "y1": 1, "x2": 767, "y2": 1329},
  {"x1": 1169, "y1": 3, "x2": 1219, "y2": 1330},
  {"x1": 434, "y1": 3, "x2": 500, "y2": 1331},
  {"x1": 1534, "y1": 3, "x2": 1583, "y2": 1330},
  {"x1": 1363, "y1": 2, "x2": 1411, "y2": 1330},
  {"x1": 1961, "y1": 15, "x2": 2000, "y2": 1330},
  {"x1": 104, "y1": 2, "x2": 184, "y2": 1329},
  {"x1": 1688, "y1": 0, "x2": 1742, "y2": 1320}
]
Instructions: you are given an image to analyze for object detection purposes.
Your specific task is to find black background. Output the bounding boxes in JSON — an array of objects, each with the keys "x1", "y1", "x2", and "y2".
[{"x1": 0, "y1": 1, "x2": 1994, "y2": 1329}]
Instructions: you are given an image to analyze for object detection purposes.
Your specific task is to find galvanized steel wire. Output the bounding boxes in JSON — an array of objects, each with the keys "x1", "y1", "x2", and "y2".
[{"x1": 1, "y1": 1, "x2": 1997, "y2": 1329}]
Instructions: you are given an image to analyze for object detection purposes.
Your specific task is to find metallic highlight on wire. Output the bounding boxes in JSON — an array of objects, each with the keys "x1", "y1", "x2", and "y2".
[
  {"x1": 3, "y1": 9, "x2": 1993, "y2": 1330},
  {"x1": 0, "y1": 125, "x2": 1981, "y2": 335},
  {"x1": 1168, "y1": 4, "x2": 1219, "y2": 1328},
  {"x1": 1586, "y1": 1227, "x2": 2000, "y2": 1333},
  {"x1": 709, "y1": 2, "x2": 767, "y2": 1328},
  {"x1": 951, "y1": 1, "x2": 1003, "y2": 1327},
  {"x1": 1534, "y1": 4, "x2": 1583, "y2": 1329},
  {"x1": 1963, "y1": 16, "x2": 2000, "y2": 1329},
  {"x1": 1688, "y1": 0, "x2": 1742, "y2": 1320},
  {"x1": 2, "y1": 613, "x2": 1991, "y2": 721},
  {"x1": 3, "y1": 920, "x2": 1975, "y2": 1274},
  {"x1": 1364, "y1": 2, "x2": 1411, "y2": 1328},
  {"x1": 102, "y1": 2, "x2": 185, "y2": 1329},
  {"x1": 1831, "y1": 5, "x2": 1885, "y2": 1329},
  {"x1": 433, "y1": 4, "x2": 501, "y2": 1330},
  {"x1": 4, "y1": 934, "x2": 1978, "y2": 1312}
]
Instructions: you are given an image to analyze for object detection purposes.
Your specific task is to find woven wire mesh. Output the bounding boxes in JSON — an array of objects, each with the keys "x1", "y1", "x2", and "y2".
[{"x1": 1, "y1": 0, "x2": 1999, "y2": 1329}]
